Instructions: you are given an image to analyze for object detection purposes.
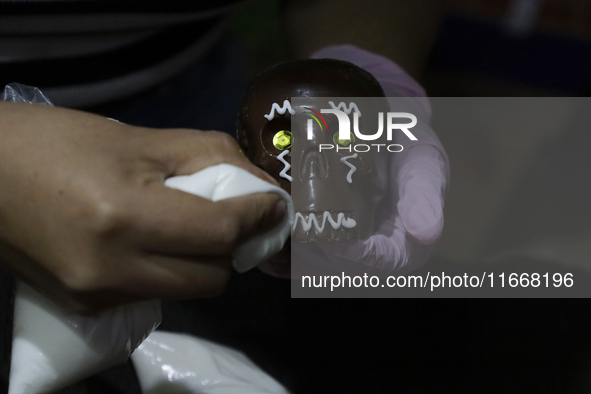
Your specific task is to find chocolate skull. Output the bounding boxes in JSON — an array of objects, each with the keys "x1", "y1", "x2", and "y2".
[{"x1": 237, "y1": 59, "x2": 389, "y2": 249}]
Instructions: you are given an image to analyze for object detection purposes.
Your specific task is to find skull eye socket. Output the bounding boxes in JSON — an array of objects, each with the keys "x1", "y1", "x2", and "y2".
[
  {"x1": 333, "y1": 131, "x2": 354, "y2": 146},
  {"x1": 273, "y1": 130, "x2": 292, "y2": 150}
]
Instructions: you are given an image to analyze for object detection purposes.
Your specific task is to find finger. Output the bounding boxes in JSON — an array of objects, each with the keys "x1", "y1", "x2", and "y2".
[
  {"x1": 145, "y1": 129, "x2": 279, "y2": 186},
  {"x1": 132, "y1": 184, "x2": 286, "y2": 256},
  {"x1": 396, "y1": 144, "x2": 447, "y2": 245},
  {"x1": 317, "y1": 215, "x2": 408, "y2": 273},
  {"x1": 316, "y1": 214, "x2": 433, "y2": 275}
]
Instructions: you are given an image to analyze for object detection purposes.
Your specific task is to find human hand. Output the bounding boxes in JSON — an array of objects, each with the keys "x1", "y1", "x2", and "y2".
[
  {"x1": 0, "y1": 103, "x2": 286, "y2": 313},
  {"x1": 310, "y1": 44, "x2": 449, "y2": 274}
]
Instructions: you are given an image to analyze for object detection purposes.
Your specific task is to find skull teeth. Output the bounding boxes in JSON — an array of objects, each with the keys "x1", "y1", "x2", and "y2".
[{"x1": 292, "y1": 211, "x2": 356, "y2": 233}]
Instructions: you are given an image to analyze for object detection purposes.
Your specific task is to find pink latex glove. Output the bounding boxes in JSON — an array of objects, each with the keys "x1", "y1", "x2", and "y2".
[{"x1": 309, "y1": 44, "x2": 450, "y2": 274}]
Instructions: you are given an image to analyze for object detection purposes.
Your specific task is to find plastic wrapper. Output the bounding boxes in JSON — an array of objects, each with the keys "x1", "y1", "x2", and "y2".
[
  {"x1": 10, "y1": 283, "x2": 160, "y2": 394},
  {"x1": 2, "y1": 84, "x2": 54, "y2": 106},
  {"x1": 131, "y1": 331, "x2": 289, "y2": 394},
  {"x1": 4, "y1": 83, "x2": 162, "y2": 394}
]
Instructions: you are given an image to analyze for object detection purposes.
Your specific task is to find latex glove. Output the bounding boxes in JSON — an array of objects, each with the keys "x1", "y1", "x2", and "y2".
[{"x1": 310, "y1": 45, "x2": 450, "y2": 274}]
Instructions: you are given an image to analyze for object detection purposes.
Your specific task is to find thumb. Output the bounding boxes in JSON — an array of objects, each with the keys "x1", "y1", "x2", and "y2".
[
  {"x1": 220, "y1": 192, "x2": 288, "y2": 246},
  {"x1": 134, "y1": 187, "x2": 287, "y2": 256}
]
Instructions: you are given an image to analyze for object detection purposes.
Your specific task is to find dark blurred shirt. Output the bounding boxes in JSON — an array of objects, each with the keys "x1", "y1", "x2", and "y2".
[{"x1": 0, "y1": 0, "x2": 246, "y2": 107}]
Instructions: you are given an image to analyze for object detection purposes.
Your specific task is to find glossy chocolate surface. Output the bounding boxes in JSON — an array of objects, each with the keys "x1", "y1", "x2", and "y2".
[{"x1": 237, "y1": 59, "x2": 388, "y2": 265}]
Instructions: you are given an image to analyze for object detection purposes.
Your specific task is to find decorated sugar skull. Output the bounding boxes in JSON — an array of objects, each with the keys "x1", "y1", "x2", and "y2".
[{"x1": 237, "y1": 59, "x2": 389, "y2": 253}]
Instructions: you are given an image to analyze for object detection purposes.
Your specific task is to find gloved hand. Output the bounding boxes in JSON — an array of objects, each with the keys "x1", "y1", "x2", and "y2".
[{"x1": 309, "y1": 44, "x2": 450, "y2": 274}]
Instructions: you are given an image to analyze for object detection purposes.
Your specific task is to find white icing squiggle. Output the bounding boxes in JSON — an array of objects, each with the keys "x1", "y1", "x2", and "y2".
[
  {"x1": 277, "y1": 150, "x2": 292, "y2": 182},
  {"x1": 340, "y1": 153, "x2": 358, "y2": 184},
  {"x1": 264, "y1": 100, "x2": 296, "y2": 120},
  {"x1": 329, "y1": 101, "x2": 361, "y2": 116},
  {"x1": 293, "y1": 211, "x2": 357, "y2": 232}
]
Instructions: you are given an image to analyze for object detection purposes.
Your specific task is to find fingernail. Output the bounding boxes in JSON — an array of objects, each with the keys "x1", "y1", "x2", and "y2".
[{"x1": 269, "y1": 199, "x2": 288, "y2": 226}]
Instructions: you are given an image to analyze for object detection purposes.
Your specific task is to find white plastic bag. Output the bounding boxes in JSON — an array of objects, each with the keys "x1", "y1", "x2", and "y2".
[
  {"x1": 10, "y1": 283, "x2": 160, "y2": 394},
  {"x1": 131, "y1": 331, "x2": 289, "y2": 394}
]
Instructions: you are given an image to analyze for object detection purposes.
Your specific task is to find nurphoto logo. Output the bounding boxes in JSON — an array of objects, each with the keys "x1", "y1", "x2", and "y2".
[{"x1": 305, "y1": 101, "x2": 417, "y2": 152}]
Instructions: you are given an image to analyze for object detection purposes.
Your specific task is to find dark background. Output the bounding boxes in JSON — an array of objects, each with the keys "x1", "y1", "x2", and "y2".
[
  {"x1": 218, "y1": 1, "x2": 591, "y2": 392},
  {"x1": 164, "y1": 268, "x2": 591, "y2": 393}
]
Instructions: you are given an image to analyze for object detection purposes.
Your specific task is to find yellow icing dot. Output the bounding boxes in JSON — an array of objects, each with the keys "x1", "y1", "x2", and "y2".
[{"x1": 273, "y1": 130, "x2": 292, "y2": 150}]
